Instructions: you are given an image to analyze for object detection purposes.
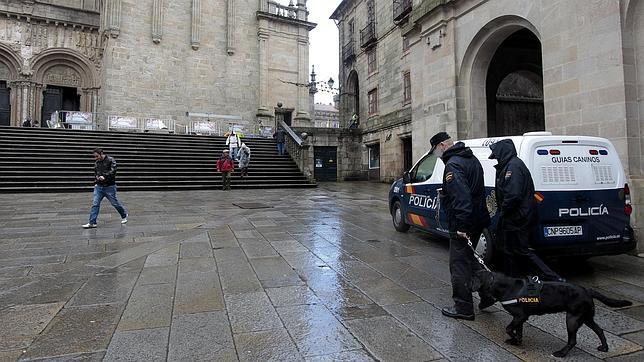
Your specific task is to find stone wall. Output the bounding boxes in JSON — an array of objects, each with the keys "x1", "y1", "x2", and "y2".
[
  {"x1": 333, "y1": 0, "x2": 414, "y2": 181},
  {"x1": 99, "y1": 0, "x2": 261, "y2": 126},
  {"x1": 99, "y1": 0, "x2": 315, "y2": 131},
  {"x1": 295, "y1": 127, "x2": 364, "y2": 181}
]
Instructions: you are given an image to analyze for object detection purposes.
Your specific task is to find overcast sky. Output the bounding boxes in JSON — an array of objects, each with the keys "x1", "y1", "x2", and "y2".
[{"x1": 307, "y1": 0, "x2": 343, "y2": 105}]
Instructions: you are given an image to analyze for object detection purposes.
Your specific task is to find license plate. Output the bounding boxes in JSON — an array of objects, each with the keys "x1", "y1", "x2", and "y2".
[{"x1": 544, "y1": 225, "x2": 583, "y2": 237}]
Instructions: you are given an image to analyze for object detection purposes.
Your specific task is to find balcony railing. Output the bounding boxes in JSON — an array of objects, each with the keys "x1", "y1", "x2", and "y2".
[
  {"x1": 342, "y1": 41, "x2": 355, "y2": 63},
  {"x1": 393, "y1": 0, "x2": 413, "y2": 22},
  {"x1": 360, "y1": 21, "x2": 377, "y2": 48}
]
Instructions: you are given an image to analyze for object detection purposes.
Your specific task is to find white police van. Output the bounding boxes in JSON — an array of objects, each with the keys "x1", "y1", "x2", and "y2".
[{"x1": 388, "y1": 132, "x2": 635, "y2": 261}]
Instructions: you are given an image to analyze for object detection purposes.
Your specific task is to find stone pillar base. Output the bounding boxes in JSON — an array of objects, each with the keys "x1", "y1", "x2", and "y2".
[
  {"x1": 292, "y1": 111, "x2": 311, "y2": 128},
  {"x1": 630, "y1": 178, "x2": 644, "y2": 254}
]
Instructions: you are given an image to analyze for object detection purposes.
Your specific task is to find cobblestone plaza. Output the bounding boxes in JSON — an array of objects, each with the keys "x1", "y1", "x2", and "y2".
[{"x1": 1, "y1": 183, "x2": 644, "y2": 360}]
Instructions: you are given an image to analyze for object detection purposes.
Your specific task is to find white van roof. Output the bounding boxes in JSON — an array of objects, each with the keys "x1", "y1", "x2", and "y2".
[{"x1": 460, "y1": 133, "x2": 625, "y2": 190}]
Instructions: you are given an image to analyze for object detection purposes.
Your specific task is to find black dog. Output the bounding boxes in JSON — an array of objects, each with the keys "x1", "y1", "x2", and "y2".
[{"x1": 472, "y1": 271, "x2": 632, "y2": 357}]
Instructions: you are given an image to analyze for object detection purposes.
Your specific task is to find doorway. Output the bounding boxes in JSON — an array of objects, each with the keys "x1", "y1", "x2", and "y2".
[
  {"x1": 314, "y1": 146, "x2": 338, "y2": 182},
  {"x1": 402, "y1": 137, "x2": 412, "y2": 172},
  {"x1": 486, "y1": 29, "x2": 544, "y2": 136},
  {"x1": 0, "y1": 81, "x2": 9, "y2": 126},
  {"x1": 41, "y1": 85, "x2": 80, "y2": 127}
]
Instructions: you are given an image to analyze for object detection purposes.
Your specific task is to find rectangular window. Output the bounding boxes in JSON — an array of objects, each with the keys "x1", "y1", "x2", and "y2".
[
  {"x1": 368, "y1": 144, "x2": 380, "y2": 169},
  {"x1": 403, "y1": 71, "x2": 411, "y2": 104},
  {"x1": 367, "y1": 48, "x2": 377, "y2": 74},
  {"x1": 402, "y1": 37, "x2": 410, "y2": 52},
  {"x1": 368, "y1": 88, "x2": 378, "y2": 115},
  {"x1": 348, "y1": 19, "x2": 354, "y2": 37}
]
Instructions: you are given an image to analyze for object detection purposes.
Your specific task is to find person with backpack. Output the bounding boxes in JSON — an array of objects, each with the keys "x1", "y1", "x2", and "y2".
[
  {"x1": 238, "y1": 143, "x2": 251, "y2": 178},
  {"x1": 216, "y1": 149, "x2": 235, "y2": 190},
  {"x1": 226, "y1": 131, "x2": 242, "y2": 160}
]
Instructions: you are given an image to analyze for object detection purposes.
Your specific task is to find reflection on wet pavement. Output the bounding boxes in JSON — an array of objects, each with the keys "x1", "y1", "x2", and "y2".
[{"x1": 0, "y1": 182, "x2": 643, "y2": 360}]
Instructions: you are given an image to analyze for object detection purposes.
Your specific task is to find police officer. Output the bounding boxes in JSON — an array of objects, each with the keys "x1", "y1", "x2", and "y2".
[
  {"x1": 431, "y1": 132, "x2": 495, "y2": 320},
  {"x1": 489, "y1": 139, "x2": 564, "y2": 282}
]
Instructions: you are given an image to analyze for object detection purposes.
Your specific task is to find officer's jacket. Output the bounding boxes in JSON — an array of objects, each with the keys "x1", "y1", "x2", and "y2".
[
  {"x1": 441, "y1": 142, "x2": 491, "y2": 234},
  {"x1": 490, "y1": 139, "x2": 536, "y2": 230}
]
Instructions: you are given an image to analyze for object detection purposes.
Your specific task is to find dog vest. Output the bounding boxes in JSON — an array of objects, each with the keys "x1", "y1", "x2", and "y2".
[{"x1": 500, "y1": 276, "x2": 543, "y2": 305}]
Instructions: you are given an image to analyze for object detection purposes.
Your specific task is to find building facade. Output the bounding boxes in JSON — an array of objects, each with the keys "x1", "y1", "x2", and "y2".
[
  {"x1": 0, "y1": 0, "x2": 315, "y2": 129},
  {"x1": 332, "y1": 0, "x2": 644, "y2": 246},
  {"x1": 313, "y1": 103, "x2": 340, "y2": 128}
]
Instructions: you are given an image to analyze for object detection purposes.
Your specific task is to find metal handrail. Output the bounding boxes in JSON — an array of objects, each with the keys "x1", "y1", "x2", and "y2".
[
  {"x1": 278, "y1": 120, "x2": 303, "y2": 146},
  {"x1": 360, "y1": 21, "x2": 376, "y2": 47}
]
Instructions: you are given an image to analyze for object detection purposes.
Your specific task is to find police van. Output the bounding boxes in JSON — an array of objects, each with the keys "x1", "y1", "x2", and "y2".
[{"x1": 388, "y1": 132, "x2": 635, "y2": 261}]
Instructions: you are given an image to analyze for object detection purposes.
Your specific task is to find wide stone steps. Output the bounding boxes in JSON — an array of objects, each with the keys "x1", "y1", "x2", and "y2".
[{"x1": 0, "y1": 127, "x2": 316, "y2": 192}]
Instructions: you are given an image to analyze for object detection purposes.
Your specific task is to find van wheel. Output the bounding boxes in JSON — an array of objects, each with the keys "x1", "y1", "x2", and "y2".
[
  {"x1": 475, "y1": 229, "x2": 494, "y2": 265},
  {"x1": 392, "y1": 200, "x2": 410, "y2": 232}
]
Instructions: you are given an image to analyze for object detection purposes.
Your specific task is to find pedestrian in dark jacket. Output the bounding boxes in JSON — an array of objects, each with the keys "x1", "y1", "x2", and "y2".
[
  {"x1": 216, "y1": 149, "x2": 235, "y2": 190},
  {"x1": 82, "y1": 148, "x2": 128, "y2": 228},
  {"x1": 431, "y1": 132, "x2": 495, "y2": 321},
  {"x1": 273, "y1": 128, "x2": 286, "y2": 155},
  {"x1": 489, "y1": 139, "x2": 563, "y2": 282}
]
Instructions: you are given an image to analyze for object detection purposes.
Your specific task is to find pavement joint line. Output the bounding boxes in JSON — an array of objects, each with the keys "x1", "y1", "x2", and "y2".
[{"x1": 86, "y1": 229, "x2": 204, "y2": 269}]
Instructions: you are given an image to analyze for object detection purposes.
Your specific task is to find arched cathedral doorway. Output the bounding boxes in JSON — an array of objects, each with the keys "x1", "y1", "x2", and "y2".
[{"x1": 486, "y1": 29, "x2": 544, "y2": 136}]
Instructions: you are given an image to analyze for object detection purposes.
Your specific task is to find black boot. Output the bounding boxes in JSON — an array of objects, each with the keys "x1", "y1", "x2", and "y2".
[{"x1": 441, "y1": 306, "x2": 474, "y2": 320}]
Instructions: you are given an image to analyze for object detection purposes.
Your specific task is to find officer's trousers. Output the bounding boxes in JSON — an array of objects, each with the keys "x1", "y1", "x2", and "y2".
[
  {"x1": 503, "y1": 224, "x2": 560, "y2": 281},
  {"x1": 449, "y1": 229, "x2": 490, "y2": 314}
]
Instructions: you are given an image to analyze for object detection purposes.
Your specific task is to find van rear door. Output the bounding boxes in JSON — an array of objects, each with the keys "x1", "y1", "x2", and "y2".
[{"x1": 528, "y1": 139, "x2": 629, "y2": 249}]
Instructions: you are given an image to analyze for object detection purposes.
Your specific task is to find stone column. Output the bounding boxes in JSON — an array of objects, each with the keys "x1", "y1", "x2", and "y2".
[
  {"x1": 227, "y1": 0, "x2": 236, "y2": 55},
  {"x1": 152, "y1": 0, "x2": 164, "y2": 44},
  {"x1": 259, "y1": 0, "x2": 267, "y2": 12},
  {"x1": 293, "y1": 36, "x2": 311, "y2": 126},
  {"x1": 9, "y1": 81, "x2": 38, "y2": 125},
  {"x1": 81, "y1": 88, "x2": 99, "y2": 113},
  {"x1": 105, "y1": 0, "x2": 121, "y2": 38},
  {"x1": 191, "y1": 0, "x2": 201, "y2": 50},
  {"x1": 297, "y1": 0, "x2": 307, "y2": 21},
  {"x1": 32, "y1": 83, "x2": 43, "y2": 123},
  {"x1": 309, "y1": 65, "x2": 317, "y2": 123},
  {"x1": 257, "y1": 30, "x2": 272, "y2": 123}
]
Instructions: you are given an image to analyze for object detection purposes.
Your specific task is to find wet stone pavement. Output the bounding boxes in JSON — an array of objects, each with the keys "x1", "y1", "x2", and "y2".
[{"x1": 1, "y1": 182, "x2": 644, "y2": 361}]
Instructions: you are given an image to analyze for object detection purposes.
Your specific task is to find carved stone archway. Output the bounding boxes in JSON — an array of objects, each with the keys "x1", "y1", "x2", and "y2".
[
  {"x1": 30, "y1": 48, "x2": 100, "y2": 123},
  {"x1": 457, "y1": 16, "x2": 541, "y2": 139},
  {"x1": 0, "y1": 43, "x2": 23, "y2": 126}
]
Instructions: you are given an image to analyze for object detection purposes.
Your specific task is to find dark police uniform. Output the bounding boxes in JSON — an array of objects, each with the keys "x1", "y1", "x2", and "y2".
[
  {"x1": 490, "y1": 139, "x2": 562, "y2": 281},
  {"x1": 441, "y1": 141, "x2": 492, "y2": 316}
]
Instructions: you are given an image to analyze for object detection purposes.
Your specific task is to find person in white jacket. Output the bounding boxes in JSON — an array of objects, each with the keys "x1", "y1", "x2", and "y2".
[{"x1": 226, "y1": 132, "x2": 241, "y2": 160}]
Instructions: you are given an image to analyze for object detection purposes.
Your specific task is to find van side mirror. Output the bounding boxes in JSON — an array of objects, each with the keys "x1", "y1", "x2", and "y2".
[{"x1": 403, "y1": 171, "x2": 411, "y2": 184}]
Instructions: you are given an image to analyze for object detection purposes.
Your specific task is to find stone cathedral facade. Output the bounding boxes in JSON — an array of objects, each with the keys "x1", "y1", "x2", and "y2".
[{"x1": 0, "y1": 0, "x2": 316, "y2": 128}]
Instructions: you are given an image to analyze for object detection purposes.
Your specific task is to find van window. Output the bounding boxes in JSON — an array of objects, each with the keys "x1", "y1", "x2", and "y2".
[
  {"x1": 412, "y1": 153, "x2": 438, "y2": 182},
  {"x1": 531, "y1": 143, "x2": 620, "y2": 190}
]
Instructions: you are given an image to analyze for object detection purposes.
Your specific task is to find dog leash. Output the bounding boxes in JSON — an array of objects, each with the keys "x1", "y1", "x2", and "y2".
[{"x1": 465, "y1": 234, "x2": 491, "y2": 272}]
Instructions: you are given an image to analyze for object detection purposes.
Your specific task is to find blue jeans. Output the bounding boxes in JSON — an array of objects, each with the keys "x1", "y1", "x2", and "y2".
[
  {"x1": 89, "y1": 185, "x2": 127, "y2": 224},
  {"x1": 229, "y1": 146, "x2": 239, "y2": 160},
  {"x1": 277, "y1": 142, "x2": 285, "y2": 155}
]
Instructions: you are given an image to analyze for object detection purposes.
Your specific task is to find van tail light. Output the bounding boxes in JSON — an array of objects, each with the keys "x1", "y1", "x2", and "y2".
[
  {"x1": 624, "y1": 183, "x2": 633, "y2": 216},
  {"x1": 549, "y1": 149, "x2": 561, "y2": 155},
  {"x1": 589, "y1": 150, "x2": 598, "y2": 155}
]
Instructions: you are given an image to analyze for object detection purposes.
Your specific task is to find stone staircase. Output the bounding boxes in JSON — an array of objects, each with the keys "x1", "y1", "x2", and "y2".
[{"x1": 0, "y1": 127, "x2": 316, "y2": 193}]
